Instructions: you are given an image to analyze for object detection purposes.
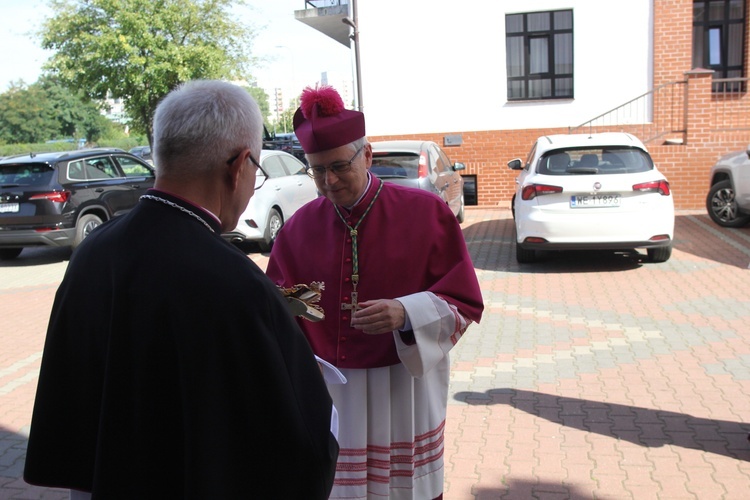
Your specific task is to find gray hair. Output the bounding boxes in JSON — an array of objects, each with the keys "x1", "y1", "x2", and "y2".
[
  {"x1": 350, "y1": 137, "x2": 367, "y2": 152},
  {"x1": 152, "y1": 80, "x2": 262, "y2": 179}
]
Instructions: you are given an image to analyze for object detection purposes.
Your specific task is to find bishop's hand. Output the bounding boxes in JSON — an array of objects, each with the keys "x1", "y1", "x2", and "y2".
[{"x1": 351, "y1": 299, "x2": 405, "y2": 335}]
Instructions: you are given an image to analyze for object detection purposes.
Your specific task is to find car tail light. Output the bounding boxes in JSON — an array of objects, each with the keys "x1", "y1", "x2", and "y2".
[
  {"x1": 418, "y1": 152, "x2": 428, "y2": 178},
  {"x1": 633, "y1": 180, "x2": 670, "y2": 196},
  {"x1": 29, "y1": 191, "x2": 70, "y2": 203},
  {"x1": 649, "y1": 234, "x2": 671, "y2": 242},
  {"x1": 521, "y1": 184, "x2": 563, "y2": 200},
  {"x1": 523, "y1": 237, "x2": 548, "y2": 244}
]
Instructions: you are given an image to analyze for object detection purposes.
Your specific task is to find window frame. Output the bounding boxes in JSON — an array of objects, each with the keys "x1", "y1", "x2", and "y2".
[
  {"x1": 692, "y1": 0, "x2": 746, "y2": 92},
  {"x1": 505, "y1": 9, "x2": 574, "y2": 101}
]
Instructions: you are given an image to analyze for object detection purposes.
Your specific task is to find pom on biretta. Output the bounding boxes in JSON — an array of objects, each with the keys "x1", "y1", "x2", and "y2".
[{"x1": 293, "y1": 85, "x2": 365, "y2": 154}]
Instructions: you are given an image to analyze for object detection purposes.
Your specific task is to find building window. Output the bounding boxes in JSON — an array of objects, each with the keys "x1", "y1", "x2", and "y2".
[
  {"x1": 692, "y1": 0, "x2": 746, "y2": 92},
  {"x1": 506, "y1": 10, "x2": 574, "y2": 101},
  {"x1": 462, "y1": 175, "x2": 478, "y2": 206}
]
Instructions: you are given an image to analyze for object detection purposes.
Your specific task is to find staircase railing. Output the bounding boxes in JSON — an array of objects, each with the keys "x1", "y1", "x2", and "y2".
[{"x1": 568, "y1": 81, "x2": 687, "y2": 144}]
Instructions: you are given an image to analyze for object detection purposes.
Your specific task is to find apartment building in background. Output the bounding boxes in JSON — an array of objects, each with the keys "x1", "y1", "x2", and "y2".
[{"x1": 297, "y1": 0, "x2": 749, "y2": 209}]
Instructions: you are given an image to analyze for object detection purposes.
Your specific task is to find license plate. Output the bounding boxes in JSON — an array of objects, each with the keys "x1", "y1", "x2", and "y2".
[
  {"x1": 570, "y1": 194, "x2": 621, "y2": 208},
  {"x1": 0, "y1": 203, "x2": 19, "y2": 213}
]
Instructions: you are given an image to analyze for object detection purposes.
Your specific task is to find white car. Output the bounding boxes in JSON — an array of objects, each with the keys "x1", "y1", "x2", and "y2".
[
  {"x1": 224, "y1": 150, "x2": 317, "y2": 252},
  {"x1": 508, "y1": 132, "x2": 675, "y2": 264}
]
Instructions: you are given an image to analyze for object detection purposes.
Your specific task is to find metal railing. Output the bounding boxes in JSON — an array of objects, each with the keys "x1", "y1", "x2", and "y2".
[
  {"x1": 569, "y1": 81, "x2": 687, "y2": 144},
  {"x1": 710, "y1": 77, "x2": 749, "y2": 132},
  {"x1": 569, "y1": 76, "x2": 749, "y2": 143},
  {"x1": 304, "y1": 0, "x2": 348, "y2": 8}
]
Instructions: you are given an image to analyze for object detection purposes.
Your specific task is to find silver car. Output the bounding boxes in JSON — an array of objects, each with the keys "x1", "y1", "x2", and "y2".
[
  {"x1": 706, "y1": 144, "x2": 750, "y2": 228},
  {"x1": 370, "y1": 140, "x2": 466, "y2": 222}
]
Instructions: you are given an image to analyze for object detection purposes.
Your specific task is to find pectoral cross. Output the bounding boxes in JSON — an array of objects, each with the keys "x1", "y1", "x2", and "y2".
[
  {"x1": 341, "y1": 275, "x2": 361, "y2": 325},
  {"x1": 333, "y1": 182, "x2": 383, "y2": 327}
]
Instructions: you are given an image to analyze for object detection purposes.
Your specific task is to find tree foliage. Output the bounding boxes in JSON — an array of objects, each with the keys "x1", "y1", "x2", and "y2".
[
  {"x1": 0, "y1": 81, "x2": 57, "y2": 144},
  {"x1": 244, "y1": 84, "x2": 271, "y2": 124},
  {"x1": 41, "y1": 0, "x2": 257, "y2": 145},
  {"x1": 0, "y1": 79, "x2": 110, "y2": 145}
]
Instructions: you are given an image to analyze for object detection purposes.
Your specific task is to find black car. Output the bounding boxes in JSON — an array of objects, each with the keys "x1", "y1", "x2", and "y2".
[
  {"x1": 0, "y1": 148, "x2": 155, "y2": 259},
  {"x1": 263, "y1": 126, "x2": 307, "y2": 165},
  {"x1": 129, "y1": 145, "x2": 153, "y2": 164}
]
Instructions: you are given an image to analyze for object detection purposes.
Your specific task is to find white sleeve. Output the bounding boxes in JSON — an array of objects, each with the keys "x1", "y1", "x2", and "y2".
[{"x1": 393, "y1": 291, "x2": 471, "y2": 378}]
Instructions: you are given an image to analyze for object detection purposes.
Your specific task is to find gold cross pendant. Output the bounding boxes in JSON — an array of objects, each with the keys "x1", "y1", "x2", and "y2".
[
  {"x1": 341, "y1": 280, "x2": 362, "y2": 326},
  {"x1": 341, "y1": 290, "x2": 360, "y2": 326}
]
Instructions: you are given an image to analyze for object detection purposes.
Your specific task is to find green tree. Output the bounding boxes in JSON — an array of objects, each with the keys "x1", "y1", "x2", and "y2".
[
  {"x1": 37, "y1": 75, "x2": 110, "y2": 143},
  {"x1": 274, "y1": 96, "x2": 299, "y2": 135},
  {"x1": 0, "y1": 81, "x2": 58, "y2": 144},
  {"x1": 42, "y1": 0, "x2": 258, "y2": 146},
  {"x1": 245, "y1": 84, "x2": 271, "y2": 125},
  {"x1": 0, "y1": 78, "x2": 115, "y2": 145}
]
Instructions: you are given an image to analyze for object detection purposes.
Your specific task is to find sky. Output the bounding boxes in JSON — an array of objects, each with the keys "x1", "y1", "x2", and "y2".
[{"x1": 0, "y1": 0, "x2": 355, "y2": 112}]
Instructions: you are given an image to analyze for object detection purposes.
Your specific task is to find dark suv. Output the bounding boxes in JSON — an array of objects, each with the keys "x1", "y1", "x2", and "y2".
[{"x1": 0, "y1": 148, "x2": 155, "y2": 259}]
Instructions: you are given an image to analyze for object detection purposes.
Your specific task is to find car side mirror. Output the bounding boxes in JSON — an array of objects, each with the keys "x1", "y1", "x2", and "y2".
[
  {"x1": 453, "y1": 162, "x2": 466, "y2": 171},
  {"x1": 508, "y1": 158, "x2": 523, "y2": 170}
]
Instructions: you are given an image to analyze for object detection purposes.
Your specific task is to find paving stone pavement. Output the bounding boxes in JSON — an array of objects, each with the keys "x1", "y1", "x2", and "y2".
[{"x1": 1, "y1": 208, "x2": 749, "y2": 499}]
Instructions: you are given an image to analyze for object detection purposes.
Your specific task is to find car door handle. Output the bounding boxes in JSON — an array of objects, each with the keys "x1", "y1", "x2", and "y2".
[
  {"x1": 95, "y1": 188, "x2": 104, "y2": 192},
  {"x1": 274, "y1": 186, "x2": 282, "y2": 191}
]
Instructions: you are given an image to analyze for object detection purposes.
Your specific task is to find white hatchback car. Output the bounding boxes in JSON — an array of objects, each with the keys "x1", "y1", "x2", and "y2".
[
  {"x1": 224, "y1": 150, "x2": 318, "y2": 252},
  {"x1": 508, "y1": 132, "x2": 674, "y2": 264}
]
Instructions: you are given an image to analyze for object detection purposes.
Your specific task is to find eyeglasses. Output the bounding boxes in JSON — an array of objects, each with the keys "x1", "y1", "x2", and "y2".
[
  {"x1": 305, "y1": 145, "x2": 364, "y2": 179},
  {"x1": 227, "y1": 149, "x2": 268, "y2": 190}
]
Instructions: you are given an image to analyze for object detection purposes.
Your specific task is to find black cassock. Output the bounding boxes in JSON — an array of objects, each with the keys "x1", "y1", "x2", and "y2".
[{"x1": 24, "y1": 190, "x2": 338, "y2": 499}]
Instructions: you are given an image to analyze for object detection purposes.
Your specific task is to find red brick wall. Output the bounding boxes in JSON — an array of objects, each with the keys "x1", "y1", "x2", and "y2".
[{"x1": 370, "y1": 0, "x2": 750, "y2": 210}]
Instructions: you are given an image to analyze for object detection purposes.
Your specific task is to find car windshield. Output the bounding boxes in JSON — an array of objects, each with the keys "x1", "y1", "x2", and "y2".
[
  {"x1": 371, "y1": 153, "x2": 418, "y2": 179},
  {"x1": 538, "y1": 147, "x2": 653, "y2": 175},
  {"x1": 0, "y1": 163, "x2": 55, "y2": 187}
]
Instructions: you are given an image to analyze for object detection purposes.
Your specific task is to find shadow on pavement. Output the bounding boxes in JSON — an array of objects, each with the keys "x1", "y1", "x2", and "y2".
[
  {"x1": 472, "y1": 478, "x2": 594, "y2": 499},
  {"x1": 0, "y1": 247, "x2": 72, "y2": 268},
  {"x1": 460, "y1": 211, "x2": 750, "y2": 271},
  {"x1": 673, "y1": 213, "x2": 750, "y2": 269},
  {"x1": 462, "y1": 217, "x2": 643, "y2": 273},
  {"x1": 454, "y1": 389, "x2": 750, "y2": 462}
]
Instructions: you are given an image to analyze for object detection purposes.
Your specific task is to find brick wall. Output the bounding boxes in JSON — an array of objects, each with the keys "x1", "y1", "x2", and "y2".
[{"x1": 370, "y1": 0, "x2": 750, "y2": 210}]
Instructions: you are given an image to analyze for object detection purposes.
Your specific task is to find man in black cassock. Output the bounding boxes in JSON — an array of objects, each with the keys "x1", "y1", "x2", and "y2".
[{"x1": 23, "y1": 80, "x2": 338, "y2": 499}]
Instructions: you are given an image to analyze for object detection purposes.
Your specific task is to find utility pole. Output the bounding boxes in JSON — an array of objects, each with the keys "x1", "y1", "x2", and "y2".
[{"x1": 343, "y1": 0, "x2": 363, "y2": 112}]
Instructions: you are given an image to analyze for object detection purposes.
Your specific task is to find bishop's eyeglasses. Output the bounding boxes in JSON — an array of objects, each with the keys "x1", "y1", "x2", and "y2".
[
  {"x1": 305, "y1": 145, "x2": 364, "y2": 179},
  {"x1": 226, "y1": 149, "x2": 268, "y2": 190}
]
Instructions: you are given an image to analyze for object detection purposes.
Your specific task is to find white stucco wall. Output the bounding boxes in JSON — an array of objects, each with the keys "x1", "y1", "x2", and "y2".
[{"x1": 355, "y1": 0, "x2": 654, "y2": 136}]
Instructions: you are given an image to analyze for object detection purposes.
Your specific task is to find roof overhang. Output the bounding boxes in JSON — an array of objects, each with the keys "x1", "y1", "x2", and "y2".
[{"x1": 294, "y1": 3, "x2": 351, "y2": 47}]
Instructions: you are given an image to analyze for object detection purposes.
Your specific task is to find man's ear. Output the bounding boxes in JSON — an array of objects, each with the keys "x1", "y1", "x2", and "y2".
[
  {"x1": 226, "y1": 150, "x2": 245, "y2": 191},
  {"x1": 363, "y1": 142, "x2": 373, "y2": 169}
]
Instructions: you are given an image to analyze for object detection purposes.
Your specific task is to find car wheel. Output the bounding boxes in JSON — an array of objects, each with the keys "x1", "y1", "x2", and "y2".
[
  {"x1": 74, "y1": 214, "x2": 103, "y2": 248},
  {"x1": 647, "y1": 245, "x2": 672, "y2": 263},
  {"x1": 0, "y1": 248, "x2": 23, "y2": 260},
  {"x1": 259, "y1": 208, "x2": 283, "y2": 252},
  {"x1": 706, "y1": 180, "x2": 750, "y2": 228},
  {"x1": 516, "y1": 240, "x2": 536, "y2": 264},
  {"x1": 456, "y1": 196, "x2": 465, "y2": 223}
]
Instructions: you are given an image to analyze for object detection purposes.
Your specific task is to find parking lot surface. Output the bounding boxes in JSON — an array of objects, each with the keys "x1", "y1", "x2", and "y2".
[{"x1": 1, "y1": 208, "x2": 749, "y2": 499}]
